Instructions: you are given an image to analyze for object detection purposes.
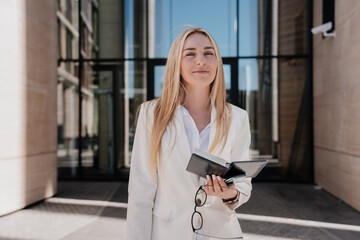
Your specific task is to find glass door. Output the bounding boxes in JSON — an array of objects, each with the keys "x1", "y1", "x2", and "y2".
[
  {"x1": 82, "y1": 64, "x2": 118, "y2": 177},
  {"x1": 80, "y1": 62, "x2": 146, "y2": 178}
]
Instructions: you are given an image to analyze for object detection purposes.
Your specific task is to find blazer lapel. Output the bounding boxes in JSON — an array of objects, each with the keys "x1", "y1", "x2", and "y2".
[
  {"x1": 170, "y1": 105, "x2": 219, "y2": 188},
  {"x1": 207, "y1": 106, "x2": 217, "y2": 153},
  {"x1": 173, "y1": 105, "x2": 191, "y2": 158},
  {"x1": 171, "y1": 106, "x2": 202, "y2": 188},
  {"x1": 196, "y1": 106, "x2": 217, "y2": 187}
]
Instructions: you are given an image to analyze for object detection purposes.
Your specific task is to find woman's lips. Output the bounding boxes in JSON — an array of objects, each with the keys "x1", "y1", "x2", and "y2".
[{"x1": 193, "y1": 71, "x2": 209, "y2": 74}]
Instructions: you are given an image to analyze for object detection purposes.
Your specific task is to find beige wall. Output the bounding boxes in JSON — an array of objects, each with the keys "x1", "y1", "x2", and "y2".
[
  {"x1": 0, "y1": 0, "x2": 57, "y2": 216},
  {"x1": 313, "y1": 0, "x2": 360, "y2": 211}
]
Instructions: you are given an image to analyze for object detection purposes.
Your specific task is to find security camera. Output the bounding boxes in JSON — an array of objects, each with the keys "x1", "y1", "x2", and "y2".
[{"x1": 311, "y1": 22, "x2": 336, "y2": 37}]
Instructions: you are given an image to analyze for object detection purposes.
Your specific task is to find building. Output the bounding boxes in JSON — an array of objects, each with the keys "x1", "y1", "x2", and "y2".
[
  {"x1": 0, "y1": 0, "x2": 359, "y2": 216},
  {"x1": 56, "y1": 0, "x2": 314, "y2": 183},
  {"x1": 313, "y1": 0, "x2": 360, "y2": 211}
]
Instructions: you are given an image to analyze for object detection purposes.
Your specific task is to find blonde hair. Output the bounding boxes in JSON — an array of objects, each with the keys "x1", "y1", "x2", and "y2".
[{"x1": 149, "y1": 27, "x2": 232, "y2": 176}]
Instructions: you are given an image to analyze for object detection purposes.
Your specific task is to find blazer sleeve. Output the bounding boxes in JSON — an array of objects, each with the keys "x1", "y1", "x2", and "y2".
[
  {"x1": 204, "y1": 108, "x2": 252, "y2": 213},
  {"x1": 231, "y1": 110, "x2": 252, "y2": 210},
  {"x1": 126, "y1": 103, "x2": 157, "y2": 240}
]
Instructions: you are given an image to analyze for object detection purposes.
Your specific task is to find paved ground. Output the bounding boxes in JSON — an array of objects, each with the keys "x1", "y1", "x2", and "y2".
[{"x1": 0, "y1": 181, "x2": 359, "y2": 240}]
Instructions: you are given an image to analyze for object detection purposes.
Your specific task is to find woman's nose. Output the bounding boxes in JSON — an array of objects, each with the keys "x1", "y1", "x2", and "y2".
[{"x1": 196, "y1": 54, "x2": 206, "y2": 65}]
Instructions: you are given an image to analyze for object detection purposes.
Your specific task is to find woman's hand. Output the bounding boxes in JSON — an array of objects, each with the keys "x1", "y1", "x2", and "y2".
[{"x1": 204, "y1": 174, "x2": 238, "y2": 200}]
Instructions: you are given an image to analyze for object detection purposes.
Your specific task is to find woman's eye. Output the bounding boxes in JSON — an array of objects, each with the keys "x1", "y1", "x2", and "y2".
[
  {"x1": 186, "y1": 53, "x2": 195, "y2": 56},
  {"x1": 205, "y1": 52, "x2": 214, "y2": 55}
]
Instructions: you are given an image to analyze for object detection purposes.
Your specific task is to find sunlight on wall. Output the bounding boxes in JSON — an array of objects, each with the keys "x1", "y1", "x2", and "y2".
[{"x1": 0, "y1": 0, "x2": 27, "y2": 216}]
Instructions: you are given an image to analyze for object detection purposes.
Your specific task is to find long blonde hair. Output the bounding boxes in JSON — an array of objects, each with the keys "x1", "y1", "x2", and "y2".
[{"x1": 149, "y1": 27, "x2": 232, "y2": 176}]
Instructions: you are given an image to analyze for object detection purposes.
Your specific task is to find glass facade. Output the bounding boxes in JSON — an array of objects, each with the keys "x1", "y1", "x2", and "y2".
[
  {"x1": 150, "y1": 0, "x2": 237, "y2": 58},
  {"x1": 57, "y1": 0, "x2": 313, "y2": 181}
]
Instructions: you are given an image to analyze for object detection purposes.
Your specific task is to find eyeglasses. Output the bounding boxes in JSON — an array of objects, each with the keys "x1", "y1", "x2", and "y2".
[{"x1": 191, "y1": 185, "x2": 243, "y2": 239}]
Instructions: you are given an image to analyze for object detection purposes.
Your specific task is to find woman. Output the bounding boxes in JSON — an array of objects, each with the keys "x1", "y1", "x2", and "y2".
[{"x1": 126, "y1": 27, "x2": 251, "y2": 240}]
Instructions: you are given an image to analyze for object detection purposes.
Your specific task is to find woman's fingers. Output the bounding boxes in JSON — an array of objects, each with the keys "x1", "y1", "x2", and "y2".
[
  {"x1": 205, "y1": 175, "x2": 214, "y2": 194},
  {"x1": 212, "y1": 175, "x2": 222, "y2": 193},
  {"x1": 204, "y1": 175, "x2": 237, "y2": 199},
  {"x1": 217, "y1": 176, "x2": 228, "y2": 189}
]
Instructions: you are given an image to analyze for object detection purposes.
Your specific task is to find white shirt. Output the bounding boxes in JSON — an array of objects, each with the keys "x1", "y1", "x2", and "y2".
[
  {"x1": 181, "y1": 105, "x2": 210, "y2": 153},
  {"x1": 181, "y1": 105, "x2": 211, "y2": 240}
]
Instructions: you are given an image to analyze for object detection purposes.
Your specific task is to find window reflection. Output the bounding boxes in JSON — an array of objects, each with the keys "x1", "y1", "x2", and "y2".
[
  {"x1": 150, "y1": 0, "x2": 237, "y2": 58},
  {"x1": 56, "y1": 0, "x2": 312, "y2": 181},
  {"x1": 75, "y1": 61, "x2": 147, "y2": 176},
  {"x1": 239, "y1": 59, "x2": 273, "y2": 159},
  {"x1": 57, "y1": 82, "x2": 78, "y2": 177},
  {"x1": 239, "y1": 0, "x2": 272, "y2": 57},
  {"x1": 154, "y1": 66, "x2": 166, "y2": 98},
  {"x1": 239, "y1": 0, "x2": 259, "y2": 56},
  {"x1": 223, "y1": 64, "x2": 231, "y2": 102},
  {"x1": 127, "y1": 61, "x2": 147, "y2": 167}
]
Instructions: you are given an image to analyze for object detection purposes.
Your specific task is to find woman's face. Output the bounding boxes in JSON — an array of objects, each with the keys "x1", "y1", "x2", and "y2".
[{"x1": 180, "y1": 33, "x2": 218, "y2": 90}]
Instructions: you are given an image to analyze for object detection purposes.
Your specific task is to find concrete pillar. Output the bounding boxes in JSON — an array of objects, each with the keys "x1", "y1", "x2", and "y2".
[{"x1": 0, "y1": 0, "x2": 58, "y2": 216}]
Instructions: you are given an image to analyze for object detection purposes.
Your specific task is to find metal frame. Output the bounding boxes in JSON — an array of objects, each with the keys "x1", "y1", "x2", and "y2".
[{"x1": 78, "y1": 0, "x2": 83, "y2": 178}]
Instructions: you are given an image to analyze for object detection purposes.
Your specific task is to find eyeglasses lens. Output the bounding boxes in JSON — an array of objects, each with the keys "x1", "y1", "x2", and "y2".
[
  {"x1": 192, "y1": 211, "x2": 203, "y2": 230},
  {"x1": 195, "y1": 188, "x2": 206, "y2": 207}
]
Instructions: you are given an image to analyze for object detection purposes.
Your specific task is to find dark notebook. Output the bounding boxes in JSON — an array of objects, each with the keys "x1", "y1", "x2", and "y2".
[{"x1": 186, "y1": 149, "x2": 268, "y2": 184}]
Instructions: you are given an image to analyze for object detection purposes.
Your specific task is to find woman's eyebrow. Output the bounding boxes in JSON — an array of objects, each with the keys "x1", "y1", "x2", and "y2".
[
  {"x1": 183, "y1": 46, "x2": 214, "y2": 52},
  {"x1": 183, "y1": 47, "x2": 196, "y2": 51}
]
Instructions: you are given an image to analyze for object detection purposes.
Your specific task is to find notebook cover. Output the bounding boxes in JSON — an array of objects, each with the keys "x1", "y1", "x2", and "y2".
[
  {"x1": 225, "y1": 160, "x2": 269, "y2": 179},
  {"x1": 186, "y1": 153, "x2": 229, "y2": 178}
]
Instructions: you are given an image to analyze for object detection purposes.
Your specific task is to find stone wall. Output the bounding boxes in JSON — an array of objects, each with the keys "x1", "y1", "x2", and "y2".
[
  {"x1": 0, "y1": 0, "x2": 57, "y2": 216},
  {"x1": 313, "y1": 0, "x2": 360, "y2": 211}
]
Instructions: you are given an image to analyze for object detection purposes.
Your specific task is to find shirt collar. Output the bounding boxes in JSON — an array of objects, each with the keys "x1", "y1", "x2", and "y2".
[
  {"x1": 180, "y1": 105, "x2": 212, "y2": 130},
  {"x1": 180, "y1": 105, "x2": 191, "y2": 117},
  {"x1": 180, "y1": 105, "x2": 216, "y2": 121}
]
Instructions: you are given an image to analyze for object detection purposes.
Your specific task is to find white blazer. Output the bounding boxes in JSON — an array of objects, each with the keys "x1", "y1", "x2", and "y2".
[{"x1": 127, "y1": 101, "x2": 252, "y2": 240}]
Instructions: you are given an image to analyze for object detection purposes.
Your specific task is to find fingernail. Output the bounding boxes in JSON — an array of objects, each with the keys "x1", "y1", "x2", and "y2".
[
  {"x1": 212, "y1": 174, "x2": 216, "y2": 179},
  {"x1": 217, "y1": 176, "x2": 222, "y2": 181},
  {"x1": 206, "y1": 175, "x2": 210, "y2": 180}
]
